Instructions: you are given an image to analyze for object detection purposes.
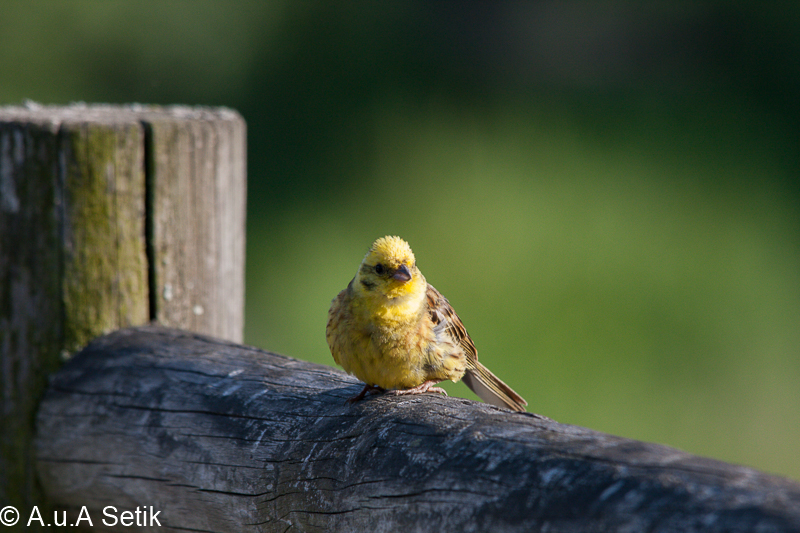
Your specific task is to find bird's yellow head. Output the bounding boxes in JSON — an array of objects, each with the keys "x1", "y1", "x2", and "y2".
[{"x1": 354, "y1": 236, "x2": 426, "y2": 302}]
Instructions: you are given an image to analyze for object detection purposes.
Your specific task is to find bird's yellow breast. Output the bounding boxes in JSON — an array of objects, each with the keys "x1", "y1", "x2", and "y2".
[{"x1": 326, "y1": 284, "x2": 464, "y2": 390}]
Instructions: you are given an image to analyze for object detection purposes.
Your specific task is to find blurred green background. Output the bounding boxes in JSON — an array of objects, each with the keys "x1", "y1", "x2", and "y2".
[{"x1": 2, "y1": 2, "x2": 798, "y2": 480}]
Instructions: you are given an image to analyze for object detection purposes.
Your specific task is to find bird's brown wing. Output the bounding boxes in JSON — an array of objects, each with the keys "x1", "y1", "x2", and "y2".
[
  {"x1": 326, "y1": 279, "x2": 355, "y2": 367},
  {"x1": 426, "y1": 284, "x2": 527, "y2": 412},
  {"x1": 425, "y1": 284, "x2": 477, "y2": 357}
]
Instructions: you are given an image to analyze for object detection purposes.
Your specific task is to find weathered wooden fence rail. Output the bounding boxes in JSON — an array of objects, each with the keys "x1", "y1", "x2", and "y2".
[
  {"x1": 36, "y1": 326, "x2": 800, "y2": 532},
  {"x1": 0, "y1": 104, "x2": 246, "y2": 529}
]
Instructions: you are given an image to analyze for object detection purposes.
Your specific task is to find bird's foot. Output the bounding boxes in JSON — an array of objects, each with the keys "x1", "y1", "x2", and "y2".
[
  {"x1": 347, "y1": 384, "x2": 385, "y2": 404},
  {"x1": 389, "y1": 380, "x2": 447, "y2": 397}
]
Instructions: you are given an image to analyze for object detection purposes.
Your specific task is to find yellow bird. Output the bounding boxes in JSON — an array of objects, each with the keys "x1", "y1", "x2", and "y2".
[{"x1": 326, "y1": 235, "x2": 527, "y2": 412}]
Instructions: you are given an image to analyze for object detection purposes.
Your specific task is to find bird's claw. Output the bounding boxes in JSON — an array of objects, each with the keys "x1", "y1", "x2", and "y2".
[
  {"x1": 346, "y1": 384, "x2": 384, "y2": 404},
  {"x1": 346, "y1": 381, "x2": 447, "y2": 406},
  {"x1": 389, "y1": 380, "x2": 447, "y2": 397}
]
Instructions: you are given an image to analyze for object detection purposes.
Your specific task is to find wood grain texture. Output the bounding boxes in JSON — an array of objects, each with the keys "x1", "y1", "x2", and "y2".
[
  {"x1": 1, "y1": 104, "x2": 246, "y2": 528},
  {"x1": 1, "y1": 106, "x2": 150, "y2": 523},
  {"x1": 145, "y1": 107, "x2": 246, "y2": 343},
  {"x1": 36, "y1": 326, "x2": 800, "y2": 532},
  {"x1": 0, "y1": 109, "x2": 64, "y2": 522}
]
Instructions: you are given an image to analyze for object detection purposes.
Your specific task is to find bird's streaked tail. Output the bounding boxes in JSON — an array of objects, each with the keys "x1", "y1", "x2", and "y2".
[{"x1": 463, "y1": 361, "x2": 527, "y2": 412}]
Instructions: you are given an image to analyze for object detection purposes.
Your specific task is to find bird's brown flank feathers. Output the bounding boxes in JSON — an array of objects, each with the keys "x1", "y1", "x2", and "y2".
[{"x1": 425, "y1": 284, "x2": 527, "y2": 412}]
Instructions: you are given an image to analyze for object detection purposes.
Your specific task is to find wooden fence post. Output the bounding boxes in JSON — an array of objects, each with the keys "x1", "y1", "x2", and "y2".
[{"x1": 0, "y1": 104, "x2": 246, "y2": 528}]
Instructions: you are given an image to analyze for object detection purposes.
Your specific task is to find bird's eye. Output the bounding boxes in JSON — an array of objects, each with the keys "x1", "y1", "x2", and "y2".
[{"x1": 374, "y1": 263, "x2": 384, "y2": 275}]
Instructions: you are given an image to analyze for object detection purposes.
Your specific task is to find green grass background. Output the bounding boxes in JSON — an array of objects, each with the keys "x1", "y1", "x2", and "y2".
[{"x1": 2, "y1": 2, "x2": 798, "y2": 480}]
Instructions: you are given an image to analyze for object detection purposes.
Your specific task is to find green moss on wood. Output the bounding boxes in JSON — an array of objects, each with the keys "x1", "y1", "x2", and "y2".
[{"x1": 61, "y1": 121, "x2": 148, "y2": 352}]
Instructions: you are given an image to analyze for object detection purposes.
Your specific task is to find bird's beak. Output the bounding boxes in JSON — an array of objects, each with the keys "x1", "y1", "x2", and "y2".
[{"x1": 392, "y1": 264, "x2": 412, "y2": 283}]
